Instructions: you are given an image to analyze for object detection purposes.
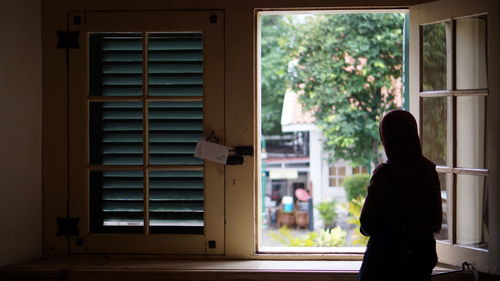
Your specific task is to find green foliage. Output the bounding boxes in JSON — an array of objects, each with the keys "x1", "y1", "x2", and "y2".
[
  {"x1": 314, "y1": 200, "x2": 337, "y2": 228},
  {"x1": 271, "y1": 226, "x2": 346, "y2": 247},
  {"x1": 343, "y1": 196, "x2": 368, "y2": 246},
  {"x1": 420, "y1": 24, "x2": 447, "y2": 165},
  {"x1": 421, "y1": 95, "x2": 447, "y2": 165},
  {"x1": 342, "y1": 173, "x2": 370, "y2": 201},
  {"x1": 421, "y1": 23, "x2": 447, "y2": 91},
  {"x1": 260, "y1": 15, "x2": 295, "y2": 135},
  {"x1": 290, "y1": 13, "x2": 405, "y2": 166}
]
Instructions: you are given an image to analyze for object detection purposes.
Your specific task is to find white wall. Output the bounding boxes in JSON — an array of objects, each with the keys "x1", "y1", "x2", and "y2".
[{"x1": 0, "y1": 0, "x2": 42, "y2": 266}]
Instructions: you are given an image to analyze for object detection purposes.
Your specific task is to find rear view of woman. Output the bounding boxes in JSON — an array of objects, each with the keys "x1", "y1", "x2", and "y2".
[{"x1": 357, "y1": 110, "x2": 442, "y2": 281}]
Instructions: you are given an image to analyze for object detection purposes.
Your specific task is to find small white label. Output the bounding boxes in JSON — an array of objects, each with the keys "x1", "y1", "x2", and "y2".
[{"x1": 194, "y1": 139, "x2": 229, "y2": 165}]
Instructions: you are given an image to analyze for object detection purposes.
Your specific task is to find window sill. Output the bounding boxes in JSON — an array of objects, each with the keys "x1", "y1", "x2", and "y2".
[{"x1": 1, "y1": 255, "x2": 459, "y2": 281}]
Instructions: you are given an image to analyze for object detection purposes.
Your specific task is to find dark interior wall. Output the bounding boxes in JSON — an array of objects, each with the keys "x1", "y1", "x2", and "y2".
[{"x1": 0, "y1": 0, "x2": 43, "y2": 266}]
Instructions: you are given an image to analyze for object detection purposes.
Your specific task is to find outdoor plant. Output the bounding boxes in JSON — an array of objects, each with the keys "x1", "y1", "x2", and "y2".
[
  {"x1": 315, "y1": 227, "x2": 347, "y2": 247},
  {"x1": 342, "y1": 173, "x2": 370, "y2": 201},
  {"x1": 271, "y1": 226, "x2": 346, "y2": 247},
  {"x1": 315, "y1": 200, "x2": 337, "y2": 229},
  {"x1": 344, "y1": 196, "x2": 369, "y2": 246}
]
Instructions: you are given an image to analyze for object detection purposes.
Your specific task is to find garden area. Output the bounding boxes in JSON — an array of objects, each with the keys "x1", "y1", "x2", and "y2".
[{"x1": 259, "y1": 12, "x2": 405, "y2": 249}]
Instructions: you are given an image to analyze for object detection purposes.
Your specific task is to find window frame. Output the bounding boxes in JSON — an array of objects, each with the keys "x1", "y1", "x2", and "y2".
[
  {"x1": 40, "y1": 1, "x2": 498, "y2": 272},
  {"x1": 409, "y1": 0, "x2": 490, "y2": 269},
  {"x1": 67, "y1": 10, "x2": 225, "y2": 255}
]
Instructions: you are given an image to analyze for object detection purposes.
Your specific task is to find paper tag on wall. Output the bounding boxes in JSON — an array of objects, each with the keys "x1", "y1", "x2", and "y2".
[{"x1": 194, "y1": 139, "x2": 230, "y2": 165}]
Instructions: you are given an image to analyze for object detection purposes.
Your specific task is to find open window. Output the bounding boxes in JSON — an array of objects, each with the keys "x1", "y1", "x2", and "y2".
[
  {"x1": 68, "y1": 11, "x2": 225, "y2": 254},
  {"x1": 409, "y1": 0, "x2": 489, "y2": 268}
]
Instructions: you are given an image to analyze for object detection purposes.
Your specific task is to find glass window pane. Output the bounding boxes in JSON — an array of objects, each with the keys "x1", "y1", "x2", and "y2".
[
  {"x1": 329, "y1": 166, "x2": 337, "y2": 176},
  {"x1": 89, "y1": 102, "x2": 143, "y2": 165},
  {"x1": 149, "y1": 170, "x2": 204, "y2": 234},
  {"x1": 148, "y1": 101, "x2": 203, "y2": 165},
  {"x1": 456, "y1": 16, "x2": 487, "y2": 90},
  {"x1": 422, "y1": 22, "x2": 450, "y2": 91},
  {"x1": 89, "y1": 33, "x2": 143, "y2": 96},
  {"x1": 329, "y1": 178, "x2": 337, "y2": 187},
  {"x1": 148, "y1": 33, "x2": 203, "y2": 97},
  {"x1": 90, "y1": 170, "x2": 144, "y2": 233},
  {"x1": 435, "y1": 173, "x2": 449, "y2": 242},
  {"x1": 422, "y1": 97, "x2": 447, "y2": 166},
  {"x1": 338, "y1": 166, "x2": 345, "y2": 176},
  {"x1": 456, "y1": 174, "x2": 488, "y2": 249},
  {"x1": 456, "y1": 96, "x2": 486, "y2": 168}
]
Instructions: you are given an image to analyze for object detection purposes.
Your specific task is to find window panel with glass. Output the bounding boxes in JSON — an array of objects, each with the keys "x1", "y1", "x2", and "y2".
[{"x1": 420, "y1": 16, "x2": 488, "y2": 249}]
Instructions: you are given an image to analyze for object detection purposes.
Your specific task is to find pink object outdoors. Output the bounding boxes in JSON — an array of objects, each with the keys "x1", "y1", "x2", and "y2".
[{"x1": 295, "y1": 188, "x2": 310, "y2": 201}]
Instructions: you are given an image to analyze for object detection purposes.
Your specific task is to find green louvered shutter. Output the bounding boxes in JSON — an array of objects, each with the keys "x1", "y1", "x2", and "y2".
[{"x1": 89, "y1": 33, "x2": 205, "y2": 234}]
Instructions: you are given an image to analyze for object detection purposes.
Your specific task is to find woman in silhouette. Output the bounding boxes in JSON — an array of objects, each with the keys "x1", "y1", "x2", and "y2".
[{"x1": 357, "y1": 110, "x2": 442, "y2": 281}]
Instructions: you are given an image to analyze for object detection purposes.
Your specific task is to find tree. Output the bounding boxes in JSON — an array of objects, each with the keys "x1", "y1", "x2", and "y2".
[
  {"x1": 291, "y1": 13, "x2": 404, "y2": 167},
  {"x1": 260, "y1": 15, "x2": 295, "y2": 135}
]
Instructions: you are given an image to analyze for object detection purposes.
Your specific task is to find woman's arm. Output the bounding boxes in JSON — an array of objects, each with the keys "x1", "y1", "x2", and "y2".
[
  {"x1": 432, "y1": 170, "x2": 443, "y2": 233},
  {"x1": 359, "y1": 164, "x2": 388, "y2": 237}
]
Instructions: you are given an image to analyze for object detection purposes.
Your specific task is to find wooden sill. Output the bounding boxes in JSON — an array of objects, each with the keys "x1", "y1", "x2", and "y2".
[{"x1": 0, "y1": 256, "x2": 460, "y2": 281}]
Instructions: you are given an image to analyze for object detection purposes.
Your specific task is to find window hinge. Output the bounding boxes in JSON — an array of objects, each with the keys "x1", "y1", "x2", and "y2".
[
  {"x1": 57, "y1": 30, "x2": 80, "y2": 49},
  {"x1": 56, "y1": 217, "x2": 80, "y2": 237},
  {"x1": 210, "y1": 14, "x2": 217, "y2": 24},
  {"x1": 208, "y1": 240, "x2": 216, "y2": 249}
]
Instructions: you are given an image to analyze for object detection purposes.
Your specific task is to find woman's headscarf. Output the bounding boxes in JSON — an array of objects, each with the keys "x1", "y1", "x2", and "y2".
[{"x1": 379, "y1": 110, "x2": 422, "y2": 162}]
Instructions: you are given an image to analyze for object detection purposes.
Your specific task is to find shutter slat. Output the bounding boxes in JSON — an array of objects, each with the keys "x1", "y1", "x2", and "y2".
[
  {"x1": 150, "y1": 189, "x2": 203, "y2": 201},
  {"x1": 102, "y1": 155, "x2": 143, "y2": 165},
  {"x1": 103, "y1": 144, "x2": 142, "y2": 153},
  {"x1": 103, "y1": 133, "x2": 143, "y2": 142},
  {"x1": 102, "y1": 86, "x2": 142, "y2": 96},
  {"x1": 103, "y1": 111, "x2": 143, "y2": 119},
  {"x1": 149, "y1": 51, "x2": 202, "y2": 62},
  {"x1": 150, "y1": 179, "x2": 203, "y2": 189},
  {"x1": 149, "y1": 121, "x2": 202, "y2": 131},
  {"x1": 103, "y1": 51, "x2": 142, "y2": 62},
  {"x1": 149, "y1": 144, "x2": 196, "y2": 154},
  {"x1": 149, "y1": 170, "x2": 203, "y2": 177},
  {"x1": 103, "y1": 201, "x2": 143, "y2": 211},
  {"x1": 149, "y1": 85, "x2": 202, "y2": 96},
  {"x1": 149, "y1": 132, "x2": 202, "y2": 143},
  {"x1": 149, "y1": 101, "x2": 203, "y2": 108},
  {"x1": 149, "y1": 39, "x2": 202, "y2": 51},
  {"x1": 149, "y1": 156, "x2": 203, "y2": 165},
  {"x1": 103, "y1": 213, "x2": 144, "y2": 226},
  {"x1": 103, "y1": 74, "x2": 143, "y2": 86},
  {"x1": 103, "y1": 63, "x2": 143, "y2": 74},
  {"x1": 148, "y1": 74, "x2": 202, "y2": 85},
  {"x1": 149, "y1": 63, "x2": 202, "y2": 74},
  {"x1": 102, "y1": 38, "x2": 142, "y2": 51},
  {"x1": 103, "y1": 189, "x2": 143, "y2": 200},
  {"x1": 103, "y1": 179, "x2": 143, "y2": 189},
  {"x1": 150, "y1": 202, "x2": 203, "y2": 212},
  {"x1": 103, "y1": 121, "x2": 142, "y2": 131}
]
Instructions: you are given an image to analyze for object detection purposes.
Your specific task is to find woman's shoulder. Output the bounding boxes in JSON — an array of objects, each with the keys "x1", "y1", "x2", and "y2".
[
  {"x1": 372, "y1": 163, "x2": 389, "y2": 175},
  {"x1": 369, "y1": 163, "x2": 390, "y2": 186}
]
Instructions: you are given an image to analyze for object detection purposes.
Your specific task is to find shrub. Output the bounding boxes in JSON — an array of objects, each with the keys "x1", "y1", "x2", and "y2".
[
  {"x1": 315, "y1": 200, "x2": 337, "y2": 228},
  {"x1": 271, "y1": 226, "x2": 346, "y2": 247},
  {"x1": 342, "y1": 173, "x2": 370, "y2": 201},
  {"x1": 343, "y1": 196, "x2": 368, "y2": 246}
]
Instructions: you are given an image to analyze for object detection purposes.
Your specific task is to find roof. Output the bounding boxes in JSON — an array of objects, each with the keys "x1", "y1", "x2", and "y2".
[{"x1": 280, "y1": 90, "x2": 316, "y2": 132}]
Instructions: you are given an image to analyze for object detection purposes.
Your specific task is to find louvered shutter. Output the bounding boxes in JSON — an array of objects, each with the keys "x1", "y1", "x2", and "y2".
[{"x1": 89, "y1": 33, "x2": 206, "y2": 234}]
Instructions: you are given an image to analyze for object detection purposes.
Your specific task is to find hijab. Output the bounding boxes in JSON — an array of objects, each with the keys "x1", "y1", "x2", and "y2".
[{"x1": 379, "y1": 110, "x2": 423, "y2": 163}]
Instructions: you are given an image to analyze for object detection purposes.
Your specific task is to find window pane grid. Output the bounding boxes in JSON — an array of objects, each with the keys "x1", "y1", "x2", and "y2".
[
  {"x1": 420, "y1": 16, "x2": 488, "y2": 249},
  {"x1": 89, "y1": 32, "x2": 205, "y2": 234},
  {"x1": 418, "y1": 89, "x2": 488, "y2": 97}
]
